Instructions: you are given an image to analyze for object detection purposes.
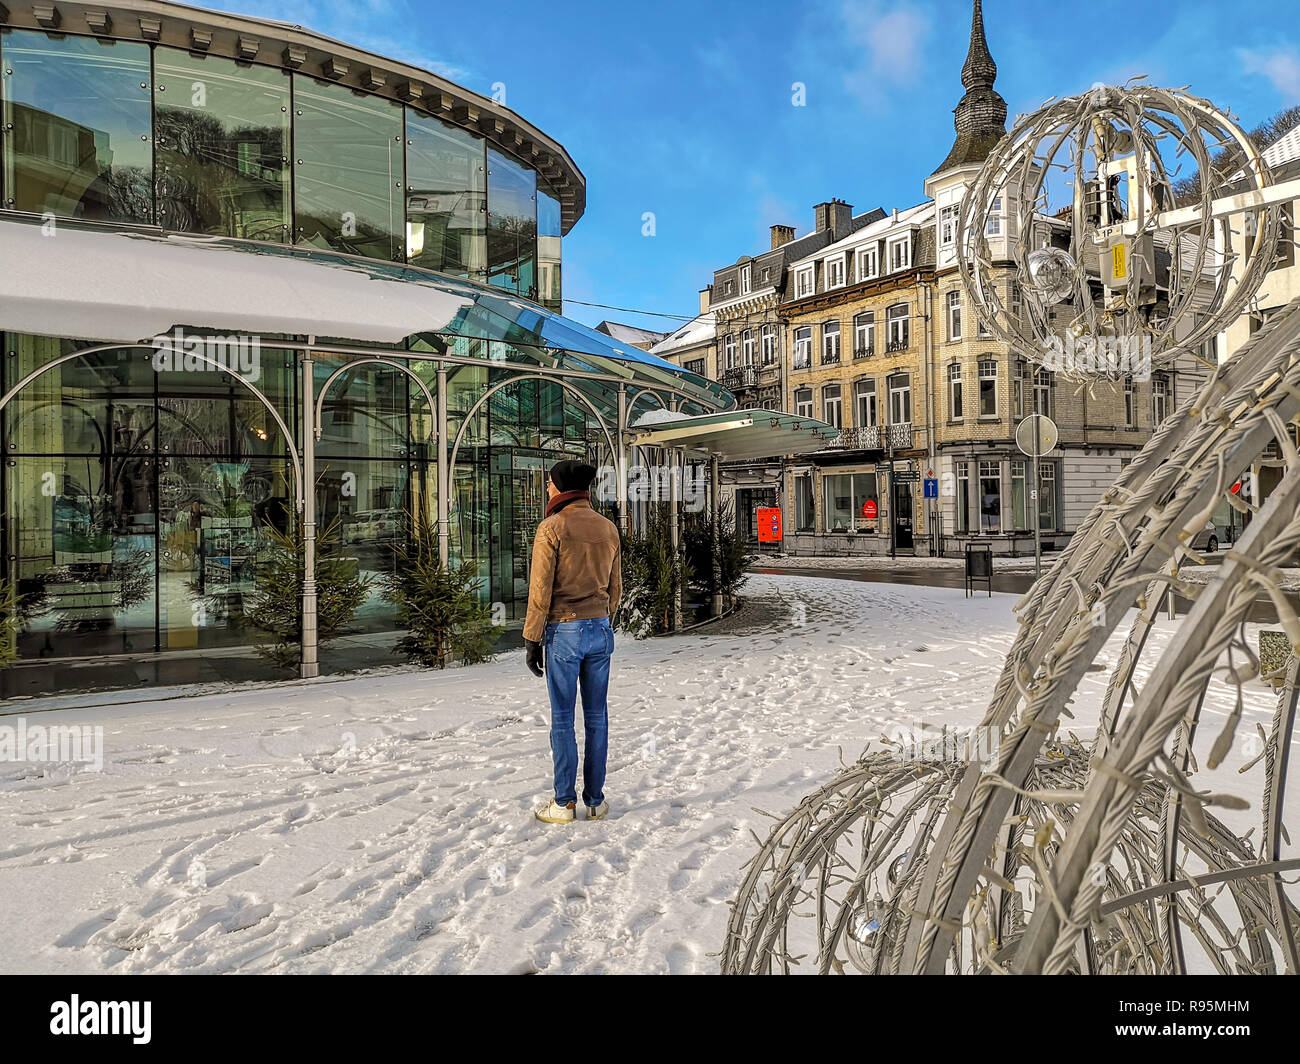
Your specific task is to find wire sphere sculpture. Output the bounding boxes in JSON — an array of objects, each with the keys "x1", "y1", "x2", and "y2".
[
  {"x1": 958, "y1": 83, "x2": 1283, "y2": 379},
  {"x1": 726, "y1": 84, "x2": 1300, "y2": 975}
]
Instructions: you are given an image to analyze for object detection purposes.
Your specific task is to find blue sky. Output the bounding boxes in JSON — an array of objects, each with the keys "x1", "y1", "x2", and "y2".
[{"x1": 214, "y1": 0, "x2": 1300, "y2": 333}]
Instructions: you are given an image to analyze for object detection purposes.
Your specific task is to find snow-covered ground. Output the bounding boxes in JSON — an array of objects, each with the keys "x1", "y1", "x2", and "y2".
[{"x1": 0, "y1": 573, "x2": 1289, "y2": 974}]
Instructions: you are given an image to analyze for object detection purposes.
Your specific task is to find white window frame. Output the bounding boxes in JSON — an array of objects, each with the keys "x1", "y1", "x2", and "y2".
[
  {"x1": 822, "y1": 383, "x2": 842, "y2": 428},
  {"x1": 978, "y1": 359, "x2": 998, "y2": 417},
  {"x1": 740, "y1": 264, "x2": 751, "y2": 295},
  {"x1": 987, "y1": 196, "x2": 1003, "y2": 236},
  {"x1": 824, "y1": 253, "x2": 846, "y2": 290},
  {"x1": 888, "y1": 236, "x2": 910, "y2": 272},
  {"x1": 855, "y1": 378, "x2": 878, "y2": 427},
  {"x1": 856, "y1": 246, "x2": 878, "y2": 280},
  {"x1": 723, "y1": 333, "x2": 737, "y2": 370},
  {"x1": 822, "y1": 321, "x2": 841, "y2": 364},
  {"x1": 760, "y1": 324, "x2": 775, "y2": 364},
  {"x1": 888, "y1": 373, "x2": 912, "y2": 425},
  {"x1": 947, "y1": 290, "x2": 962, "y2": 341},
  {"x1": 742, "y1": 329, "x2": 754, "y2": 365},
  {"x1": 886, "y1": 303, "x2": 910, "y2": 350},
  {"x1": 794, "y1": 387, "x2": 813, "y2": 418},
  {"x1": 949, "y1": 362, "x2": 963, "y2": 420},
  {"x1": 794, "y1": 266, "x2": 814, "y2": 298},
  {"x1": 853, "y1": 312, "x2": 874, "y2": 358},
  {"x1": 792, "y1": 326, "x2": 812, "y2": 369},
  {"x1": 940, "y1": 204, "x2": 958, "y2": 247}
]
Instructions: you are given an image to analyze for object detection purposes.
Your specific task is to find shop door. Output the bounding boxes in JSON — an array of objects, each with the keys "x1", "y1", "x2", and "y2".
[
  {"x1": 490, "y1": 455, "x2": 545, "y2": 619},
  {"x1": 893, "y1": 480, "x2": 915, "y2": 551}
]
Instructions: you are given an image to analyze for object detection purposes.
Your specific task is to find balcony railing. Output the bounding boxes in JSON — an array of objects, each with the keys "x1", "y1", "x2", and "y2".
[
  {"x1": 885, "y1": 338, "x2": 909, "y2": 353},
  {"x1": 821, "y1": 351, "x2": 841, "y2": 365},
  {"x1": 721, "y1": 365, "x2": 758, "y2": 389},
  {"x1": 829, "y1": 422, "x2": 915, "y2": 451},
  {"x1": 853, "y1": 345, "x2": 874, "y2": 359}
]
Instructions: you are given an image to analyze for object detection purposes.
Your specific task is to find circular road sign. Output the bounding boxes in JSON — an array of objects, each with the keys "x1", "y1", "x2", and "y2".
[{"x1": 1016, "y1": 413, "x2": 1059, "y2": 457}]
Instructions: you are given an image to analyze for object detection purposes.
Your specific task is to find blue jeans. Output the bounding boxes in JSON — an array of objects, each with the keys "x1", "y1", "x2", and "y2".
[{"x1": 544, "y1": 617, "x2": 613, "y2": 807}]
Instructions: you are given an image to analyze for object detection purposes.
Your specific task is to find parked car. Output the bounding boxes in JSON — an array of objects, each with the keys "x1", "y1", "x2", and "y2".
[{"x1": 1189, "y1": 522, "x2": 1220, "y2": 553}]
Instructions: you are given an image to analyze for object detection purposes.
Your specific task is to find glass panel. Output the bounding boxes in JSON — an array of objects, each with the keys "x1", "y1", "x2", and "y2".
[
  {"x1": 158, "y1": 456, "x2": 293, "y2": 650},
  {"x1": 405, "y1": 110, "x2": 486, "y2": 279},
  {"x1": 822, "y1": 474, "x2": 853, "y2": 532},
  {"x1": 154, "y1": 50, "x2": 291, "y2": 241},
  {"x1": 537, "y1": 183, "x2": 562, "y2": 312},
  {"x1": 853, "y1": 473, "x2": 879, "y2": 533},
  {"x1": 2, "y1": 29, "x2": 153, "y2": 223},
  {"x1": 486, "y1": 146, "x2": 537, "y2": 298},
  {"x1": 9, "y1": 455, "x2": 157, "y2": 657},
  {"x1": 293, "y1": 76, "x2": 403, "y2": 260},
  {"x1": 315, "y1": 360, "x2": 410, "y2": 460}
]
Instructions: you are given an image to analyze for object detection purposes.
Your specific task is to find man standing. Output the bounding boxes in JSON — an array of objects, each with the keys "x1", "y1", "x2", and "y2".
[{"x1": 524, "y1": 459, "x2": 622, "y2": 824}]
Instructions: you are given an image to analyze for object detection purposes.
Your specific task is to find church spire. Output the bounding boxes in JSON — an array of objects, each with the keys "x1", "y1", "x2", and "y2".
[{"x1": 931, "y1": 0, "x2": 1008, "y2": 177}]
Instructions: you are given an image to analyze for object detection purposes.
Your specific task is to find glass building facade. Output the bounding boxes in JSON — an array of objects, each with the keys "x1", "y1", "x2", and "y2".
[
  {"x1": 0, "y1": 26, "x2": 563, "y2": 307},
  {"x1": 0, "y1": 11, "x2": 724, "y2": 671}
]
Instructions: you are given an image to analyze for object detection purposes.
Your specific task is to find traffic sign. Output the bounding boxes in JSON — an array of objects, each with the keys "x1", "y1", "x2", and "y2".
[
  {"x1": 924, "y1": 477, "x2": 938, "y2": 499},
  {"x1": 1016, "y1": 413, "x2": 1059, "y2": 457}
]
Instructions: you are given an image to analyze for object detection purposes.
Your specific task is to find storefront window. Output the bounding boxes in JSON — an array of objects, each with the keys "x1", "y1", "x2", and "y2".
[
  {"x1": 822, "y1": 472, "x2": 878, "y2": 533},
  {"x1": 154, "y1": 50, "x2": 291, "y2": 240},
  {"x1": 293, "y1": 76, "x2": 404, "y2": 261},
  {"x1": 487, "y1": 147, "x2": 538, "y2": 298},
  {"x1": 1011, "y1": 459, "x2": 1028, "y2": 530},
  {"x1": 956, "y1": 460, "x2": 971, "y2": 533},
  {"x1": 406, "y1": 110, "x2": 486, "y2": 279},
  {"x1": 979, "y1": 459, "x2": 1001, "y2": 532},
  {"x1": 794, "y1": 474, "x2": 815, "y2": 531},
  {"x1": 2, "y1": 30, "x2": 153, "y2": 224}
]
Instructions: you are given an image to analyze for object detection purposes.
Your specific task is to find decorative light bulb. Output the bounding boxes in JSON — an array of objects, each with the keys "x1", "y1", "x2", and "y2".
[{"x1": 1026, "y1": 247, "x2": 1077, "y2": 305}]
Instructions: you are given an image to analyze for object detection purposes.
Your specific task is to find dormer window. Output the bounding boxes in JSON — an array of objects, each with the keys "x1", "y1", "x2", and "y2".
[
  {"x1": 856, "y1": 246, "x2": 878, "y2": 280},
  {"x1": 794, "y1": 266, "x2": 814, "y2": 298},
  {"x1": 740, "y1": 264, "x2": 752, "y2": 294},
  {"x1": 889, "y1": 236, "x2": 910, "y2": 272},
  {"x1": 824, "y1": 254, "x2": 846, "y2": 289}
]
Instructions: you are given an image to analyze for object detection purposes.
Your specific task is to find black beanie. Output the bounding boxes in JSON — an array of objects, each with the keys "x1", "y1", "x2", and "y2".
[{"x1": 550, "y1": 459, "x2": 598, "y2": 493}]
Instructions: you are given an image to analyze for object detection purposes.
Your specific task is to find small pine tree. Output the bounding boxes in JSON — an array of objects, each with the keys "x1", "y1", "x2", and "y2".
[
  {"x1": 383, "y1": 508, "x2": 499, "y2": 668},
  {"x1": 245, "y1": 516, "x2": 371, "y2": 669},
  {"x1": 683, "y1": 497, "x2": 754, "y2": 605},
  {"x1": 617, "y1": 504, "x2": 692, "y2": 637},
  {"x1": 0, "y1": 579, "x2": 21, "y2": 668}
]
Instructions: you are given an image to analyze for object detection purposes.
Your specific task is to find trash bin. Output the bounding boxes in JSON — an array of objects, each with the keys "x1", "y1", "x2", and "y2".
[{"x1": 965, "y1": 542, "x2": 993, "y2": 598}]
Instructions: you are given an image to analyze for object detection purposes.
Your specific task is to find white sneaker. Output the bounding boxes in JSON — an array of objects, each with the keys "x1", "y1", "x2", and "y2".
[
  {"x1": 535, "y1": 800, "x2": 576, "y2": 824},
  {"x1": 587, "y1": 800, "x2": 610, "y2": 821}
]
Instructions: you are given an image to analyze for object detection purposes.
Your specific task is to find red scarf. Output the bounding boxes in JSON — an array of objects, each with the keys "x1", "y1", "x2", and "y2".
[{"x1": 545, "y1": 489, "x2": 590, "y2": 518}]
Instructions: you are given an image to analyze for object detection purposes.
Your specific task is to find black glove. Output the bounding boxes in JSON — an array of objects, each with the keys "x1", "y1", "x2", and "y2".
[{"x1": 525, "y1": 639, "x2": 544, "y2": 678}]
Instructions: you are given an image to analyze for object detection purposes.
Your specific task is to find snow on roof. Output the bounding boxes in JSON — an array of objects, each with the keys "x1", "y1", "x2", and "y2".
[
  {"x1": 788, "y1": 202, "x2": 936, "y2": 266},
  {"x1": 595, "y1": 320, "x2": 668, "y2": 345},
  {"x1": 648, "y1": 315, "x2": 716, "y2": 356},
  {"x1": 1264, "y1": 126, "x2": 1300, "y2": 170}
]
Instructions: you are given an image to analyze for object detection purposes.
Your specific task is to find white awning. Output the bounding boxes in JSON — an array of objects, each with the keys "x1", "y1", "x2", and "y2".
[
  {"x1": 630, "y1": 409, "x2": 839, "y2": 460},
  {"x1": 0, "y1": 218, "x2": 471, "y2": 344}
]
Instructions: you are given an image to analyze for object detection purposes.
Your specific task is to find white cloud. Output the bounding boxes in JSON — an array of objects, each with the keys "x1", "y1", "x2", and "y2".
[
  {"x1": 1238, "y1": 46, "x2": 1300, "y2": 100},
  {"x1": 840, "y1": 1, "x2": 932, "y2": 104}
]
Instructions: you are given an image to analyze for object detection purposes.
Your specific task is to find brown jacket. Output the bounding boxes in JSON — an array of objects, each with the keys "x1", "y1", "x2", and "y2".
[{"x1": 523, "y1": 499, "x2": 622, "y2": 642}]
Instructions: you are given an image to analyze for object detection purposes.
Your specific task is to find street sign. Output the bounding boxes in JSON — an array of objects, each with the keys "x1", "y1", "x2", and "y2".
[
  {"x1": 923, "y1": 478, "x2": 938, "y2": 499},
  {"x1": 1016, "y1": 413, "x2": 1059, "y2": 457},
  {"x1": 757, "y1": 506, "x2": 782, "y2": 542},
  {"x1": 894, "y1": 469, "x2": 920, "y2": 483}
]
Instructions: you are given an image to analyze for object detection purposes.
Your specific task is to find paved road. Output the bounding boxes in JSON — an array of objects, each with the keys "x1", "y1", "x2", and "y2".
[{"x1": 753, "y1": 555, "x2": 1291, "y2": 624}]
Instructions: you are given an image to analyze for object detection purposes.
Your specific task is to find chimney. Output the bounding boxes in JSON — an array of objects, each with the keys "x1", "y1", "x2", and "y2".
[
  {"x1": 699, "y1": 286, "x2": 712, "y2": 314},
  {"x1": 892, "y1": 207, "x2": 899, "y2": 222},
  {"x1": 770, "y1": 224, "x2": 796, "y2": 250},
  {"x1": 814, "y1": 199, "x2": 854, "y2": 235}
]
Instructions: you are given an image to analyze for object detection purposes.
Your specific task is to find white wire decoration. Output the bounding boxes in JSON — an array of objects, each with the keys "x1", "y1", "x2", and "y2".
[
  {"x1": 724, "y1": 84, "x2": 1300, "y2": 974},
  {"x1": 960, "y1": 83, "x2": 1282, "y2": 379}
]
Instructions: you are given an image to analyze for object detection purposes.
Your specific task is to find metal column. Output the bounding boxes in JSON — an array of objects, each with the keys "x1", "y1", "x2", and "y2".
[
  {"x1": 710, "y1": 453, "x2": 723, "y2": 617},
  {"x1": 668, "y1": 400, "x2": 682, "y2": 631},
  {"x1": 436, "y1": 362, "x2": 450, "y2": 568},
  {"x1": 617, "y1": 383, "x2": 630, "y2": 533},
  {"x1": 300, "y1": 349, "x2": 319, "y2": 679}
]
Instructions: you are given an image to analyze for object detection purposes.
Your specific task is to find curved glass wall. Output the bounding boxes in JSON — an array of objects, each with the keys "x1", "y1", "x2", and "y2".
[
  {"x1": 154, "y1": 51, "x2": 291, "y2": 241},
  {"x1": 0, "y1": 28, "x2": 559, "y2": 303},
  {"x1": 1, "y1": 30, "x2": 153, "y2": 224}
]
